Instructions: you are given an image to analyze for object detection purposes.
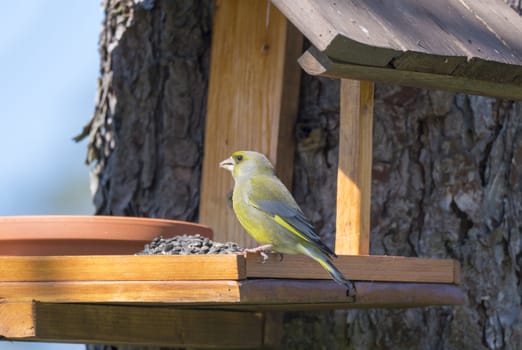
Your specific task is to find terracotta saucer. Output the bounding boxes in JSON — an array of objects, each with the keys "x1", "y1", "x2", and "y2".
[{"x1": 0, "y1": 215, "x2": 213, "y2": 256}]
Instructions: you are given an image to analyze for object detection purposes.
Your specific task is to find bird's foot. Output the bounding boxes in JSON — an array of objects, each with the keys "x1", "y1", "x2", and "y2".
[
  {"x1": 346, "y1": 281, "x2": 357, "y2": 302},
  {"x1": 242, "y1": 244, "x2": 273, "y2": 263}
]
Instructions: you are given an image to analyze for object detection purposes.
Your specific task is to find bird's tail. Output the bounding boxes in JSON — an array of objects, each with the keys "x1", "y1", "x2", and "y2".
[{"x1": 301, "y1": 245, "x2": 356, "y2": 298}]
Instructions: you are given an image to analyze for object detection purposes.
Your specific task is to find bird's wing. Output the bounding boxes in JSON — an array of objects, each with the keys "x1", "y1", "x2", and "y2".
[{"x1": 248, "y1": 176, "x2": 336, "y2": 257}]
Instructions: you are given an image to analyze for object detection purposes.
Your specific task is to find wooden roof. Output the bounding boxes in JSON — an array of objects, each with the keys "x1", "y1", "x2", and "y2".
[{"x1": 272, "y1": 0, "x2": 522, "y2": 99}]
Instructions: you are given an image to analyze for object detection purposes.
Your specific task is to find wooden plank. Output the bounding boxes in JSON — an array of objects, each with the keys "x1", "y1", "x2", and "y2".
[
  {"x1": 0, "y1": 254, "x2": 459, "y2": 284},
  {"x1": 273, "y1": 0, "x2": 522, "y2": 66},
  {"x1": 0, "y1": 303, "x2": 35, "y2": 338},
  {"x1": 245, "y1": 254, "x2": 460, "y2": 284},
  {"x1": 299, "y1": 47, "x2": 522, "y2": 100},
  {"x1": 336, "y1": 80, "x2": 373, "y2": 255},
  {"x1": 29, "y1": 303, "x2": 263, "y2": 348},
  {"x1": 0, "y1": 280, "x2": 464, "y2": 312},
  {"x1": 0, "y1": 254, "x2": 245, "y2": 281},
  {"x1": 199, "y1": 0, "x2": 303, "y2": 247},
  {"x1": 459, "y1": 0, "x2": 522, "y2": 61},
  {"x1": 391, "y1": 52, "x2": 466, "y2": 75},
  {"x1": 0, "y1": 281, "x2": 241, "y2": 303},
  {"x1": 0, "y1": 280, "x2": 465, "y2": 341},
  {"x1": 452, "y1": 57, "x2": 522, "y2": 84},
  {"x1": 453, "y1": 258, "x2": 461, "y2": 284},
  {"x1": 239, "y1": 279, "x2": 466, "y2": 308},
  {"x1": 271, "y1": 0, "x2": 402, "y2": 64}
]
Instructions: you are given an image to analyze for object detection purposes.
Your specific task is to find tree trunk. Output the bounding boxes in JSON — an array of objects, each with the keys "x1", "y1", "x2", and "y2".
[
  {"x1": 82, "y1": 1, "x2": 522, "y2": 349},
  {"x1": 80, "y1": 0, "x2": 212, "y2": 220},
  {"x1": 291, "y1": 78, "x2": 522, "y2": 350}
]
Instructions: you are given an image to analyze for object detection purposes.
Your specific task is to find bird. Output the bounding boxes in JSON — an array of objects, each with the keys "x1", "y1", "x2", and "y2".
[{"x1": 219, "y1": 150, "x2": 356, "y2": 297}]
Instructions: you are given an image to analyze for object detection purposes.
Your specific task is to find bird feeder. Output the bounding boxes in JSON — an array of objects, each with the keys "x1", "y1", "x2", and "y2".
[{"x1": 2, "y1": 0, "x2": 522, "y2": 348}]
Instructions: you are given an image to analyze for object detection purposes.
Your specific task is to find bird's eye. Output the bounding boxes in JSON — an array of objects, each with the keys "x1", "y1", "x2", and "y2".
[{"x1": 235, "y1": 155, "x2": 243, "y2": 162}]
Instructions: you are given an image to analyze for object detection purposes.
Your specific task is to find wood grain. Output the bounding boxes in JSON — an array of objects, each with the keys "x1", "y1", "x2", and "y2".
[
  {"x1": 262, "y1": 312, "x2": 284, "y2": 348},
  {"x1": 32, "y1": 303, "x2": 263, "y2": 348},
  {"x1": 273, "y1": 0, "x2": 522, "y2": 66},
  {"x1": 0, "y1": 279, "x2": 463, "y2": 311},
  {"x1": 0, "y1": 281, "x2": 465, "y2": 341},
  {"x1": 0, "y1": 254, "x2": 459, "y2": 284},
  {"x1": 245, "y1": 254, "x2": 460, "y2": 284},
  {"x1": 199, "y1": 0, "x2": 303, "y2": 247},
  {"x1": 0, "y1": 254, "x2": 245, "y2": 281},
  {"x1": 299, "y1": 47, "x2": 522, "y2": 100},
  {"x1": 0, "y1": 281, "x2": 241, "y2": 303},
  {"x1": 239, "y1": 279, "x2": 466, "y2": 308},
  {"x1": 0, "y1": 303, "x2": 35, "y2": 338},
  {"x1": 335, "y1": 80, "x2": 374, "y2": 255}
]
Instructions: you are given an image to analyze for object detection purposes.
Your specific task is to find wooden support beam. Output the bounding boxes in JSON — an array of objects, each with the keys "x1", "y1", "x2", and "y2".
[
  {"x1": 335, "y1": 80, "x2": 374, "y2": 255},
  {"x1": 199, "y1": 0, "x2": 303, "y2": 247},
  {"x1": 246, "y1": 254, "x2": 460, "y2": 284},
  {"x1": 299, "y1": 48, "x2": 522, "y2": 100},
  {"x1": 238, "y1": 280, "x2": 466, "y2": 309},
  {"x1": 0, "y1": 280, "x2": 465, "y2": 342},
  {"x1": 0, "y1": 280, "x2": 464, "y2": 310},
  {"x1": 29, "y1": 303, "x2": 264, "y2": 348}
]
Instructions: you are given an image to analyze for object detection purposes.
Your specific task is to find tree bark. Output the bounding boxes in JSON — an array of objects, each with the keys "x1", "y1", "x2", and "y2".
[
  {"x1": 79, "y1": 0, "x2": 211, "y2": 220},
  {"x1": 291, "y1": 78, "x2": 522, "y2": 349},
  {"x1": 82, "y1": 1, "x2": 522, "y2": 349}
]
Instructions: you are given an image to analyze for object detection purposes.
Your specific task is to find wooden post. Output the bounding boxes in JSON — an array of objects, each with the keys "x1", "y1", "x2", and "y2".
[
  {"x1": 335, "y1": 79, "x2": 374, "y2": 255},
  {"x1": 199, "y1": 0, "x2": 302, "y2": 246}
]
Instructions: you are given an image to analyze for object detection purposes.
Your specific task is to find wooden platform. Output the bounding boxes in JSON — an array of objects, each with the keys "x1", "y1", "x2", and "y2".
[{"x1": 0, "y1": 253, "x2": 465, "y2": 346}]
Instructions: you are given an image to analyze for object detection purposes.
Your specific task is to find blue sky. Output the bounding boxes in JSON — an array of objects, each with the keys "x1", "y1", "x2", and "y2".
[
  {"x1": 0, "y1": 1, "x2": 103, "y2": 349},
  {"x1": 0, "y1": 1, "x2": 102, "y2": 216}
]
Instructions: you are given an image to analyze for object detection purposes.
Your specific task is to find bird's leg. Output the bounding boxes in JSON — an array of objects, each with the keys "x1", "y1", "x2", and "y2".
[
  {"x1": 242, "y1": 244, "x2": 273, "y2": 262},
  {"x1": 346, "y1": 281, "x2": 357, "y2": 301}
]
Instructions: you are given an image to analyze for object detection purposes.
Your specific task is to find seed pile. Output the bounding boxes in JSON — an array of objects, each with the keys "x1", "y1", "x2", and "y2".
[{"x1": 136, "y1": 234, "x2": 243, "y2": 255}]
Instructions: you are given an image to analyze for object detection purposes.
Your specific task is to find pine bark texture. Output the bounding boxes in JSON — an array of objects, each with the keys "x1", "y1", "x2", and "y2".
[
  {"x1": 84, "y1": 1, "x2": 521, "y2": 349},
  {"x1": 81, "y1": 0, "x2": 211, "y2": 220},
  {"x1": 290, "y1": 79, "x2": 522, "y2": 350}
]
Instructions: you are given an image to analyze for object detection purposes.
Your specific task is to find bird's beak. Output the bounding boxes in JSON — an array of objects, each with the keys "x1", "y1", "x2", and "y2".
[{"x1": 219, "y1": 157, "x2": 234, "y2": 171}]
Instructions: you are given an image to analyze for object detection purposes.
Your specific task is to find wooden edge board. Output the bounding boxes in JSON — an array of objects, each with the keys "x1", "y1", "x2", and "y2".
[
  {"x1": 453, "y1": 259, "x2": 461, "y2": 284},
  {"x1": 14, "y1": 303, "x2": 263, "y2": 348},
  {"x1": 0, "y1": 281, "x2": 242, "y2": 303},
  {"x1": 0, "y1": 279, "x2": 466, "y2": 340},
  {"x1": 0, "y1": 254, "x2": 460, "y2": 284},
  {"x1": 239, "y1": 279, "x2": 467, "y2": 308},
  {"x1": 0, "y1": 280, "x2": 465, "y2": 308},
  {"x1": 0, "y1": 280, "x2": 466, "y2": 340},
  {"x1": 0, "y1": 254, "x2": 245, "y2": 282},
  {"x1": 298, "y1": 47, "x2": 522, "y2": 100},
  {"x1": 246, "y1": 254, "x2": 461, "y2": 284}
]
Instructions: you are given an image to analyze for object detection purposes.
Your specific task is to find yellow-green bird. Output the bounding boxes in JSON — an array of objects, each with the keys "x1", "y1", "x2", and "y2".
[{"x1": 220, "y1": 150, "x2": 356, "y2": 296}]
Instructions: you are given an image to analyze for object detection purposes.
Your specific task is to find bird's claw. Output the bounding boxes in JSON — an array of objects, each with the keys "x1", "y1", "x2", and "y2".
[
  {"x1": 345, "y1": 281, "x2": 357, "y2": 302},
  {"x1": 259, "y1": 250, "x2": 269, "y2": 262},
  {"x1": 242, "y1": 244, "x2": 273, "y2": 263}
]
